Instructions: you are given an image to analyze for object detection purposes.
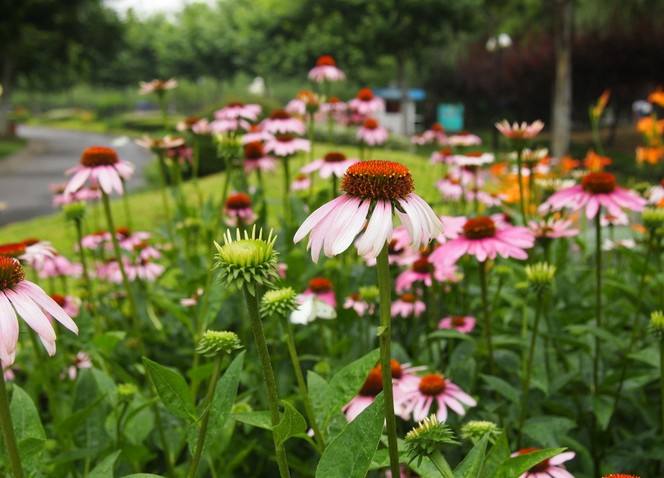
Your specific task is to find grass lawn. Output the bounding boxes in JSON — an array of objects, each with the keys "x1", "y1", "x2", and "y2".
[
  {"x1": 0, "y1": 143, "x2": 438, "y2": 251},
  {"x1": 0, "y1": 136, "x2": 26, "y2": 159}
]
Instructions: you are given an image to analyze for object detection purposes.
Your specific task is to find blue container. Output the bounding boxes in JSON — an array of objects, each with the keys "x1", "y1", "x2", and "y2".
[{"x1": 437, "y1": 103, "x2": 464, "y2": 132}]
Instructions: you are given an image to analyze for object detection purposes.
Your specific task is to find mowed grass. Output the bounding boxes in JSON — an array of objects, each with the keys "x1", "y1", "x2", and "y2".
[{"x1": 0, "y1": 144, "x2": 438, "y2": 251}]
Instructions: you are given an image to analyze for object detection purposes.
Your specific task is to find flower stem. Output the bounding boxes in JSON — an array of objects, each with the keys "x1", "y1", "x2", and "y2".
[
  {"x1": 282, "y1": 316, "x2": 325, "y2": 451},
  {"x1": 592, "y1": 211, "x2": 603, "y2": 393},
  {"x1": 192, "y1": 137, "x2": 203, "y2": 209},
  {"x1": 517, "y1": 288, "x2": 544, "y2": 447},
  {"x1": 74, "y1": 218, "x2": 97, "y2": 325},
  {"x1": 242, "y1": 286, "x2": 291, "y2": 478},
  {"x1": 430, "y1": 451, "x2": 454, "y2": 478},
  {"x1": 282, "y1": 157, "x2": 291, "y2": 225},
  {"x1": 0, "y1": 371, "x2": 23, "y2": 478},
  {"x1": 101, "y1": 192, "x2": 139, "y2": 332},
  {"x1": 376, "y1": 246, "x2": 401, "y2": 478},
  {"x1": 188, "y1": 355, "x2": 223, "y2": 478},
  {"x1": 156, "y1": 153, "x2": 174, "y2": 239},
  {"x1": 478, "y1": 260, "x2": 495, "y2": 373},
  {"x1": 660, "y1": 334, "x2": 664, "y2": 438},
  {"x1": 516, "y1": 148, "x2": 527, "y2": 225},
  {"x1": 331, "y1": 174, "x2": 338, "y2": 199},
  {"x1": 122, "y1": 182, "x2": 133, "y2": 229}
]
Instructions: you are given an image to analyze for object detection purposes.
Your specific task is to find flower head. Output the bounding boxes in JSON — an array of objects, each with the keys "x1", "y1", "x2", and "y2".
[
  {"x1": 525, "y1": 262, "x2": 556, "y2": 290},
  {"x1": 300, "y1": 151, "x2": 358, "y2": 179},
  {"x1": 260, "y1": 287, "x2": 299, "y2": 319},
  {"x1": 294, "y1": 160, "x2": 442, "y2": 262},
  {"x1": 460, "y1": 420, "x2": 501, "y2": 444},
  {"x1": 495, "y1": 120, "x2": 544, "y2": 140},
  {"x1": 438, "y1": 315, "x2": 476, "y2": 334},
  {"x1": 262, "y1": 109, "x2": 306, "y2": 135},
  {"x1": 65, "y1": 146, "x2": 134, "y2": 196},
  {"x1": 400, "y1": 372, "x2": 477, "y2": 422},
  {"x1": 139, "y1": 78, "x2": 177, "y2": 95},
  {"x1": 348, "y1": 88, "x2": 385, "y2": 116},
  {"x1": 650, "y1": 310, "x2": 664, "y2": 337},
  {"x1": 308, "y1": 55, "x2": 346, "y2": 83},
  {"x1": 63, "y1": 202, "x2": 87, "y2": 222},
  {"x1": 405, "y1": 415, "x2": 457, "y2": 463},
  {"x1": 357, "y1": 118, "x2": 389, "y2": 146},
  {"x1": 642, "y1": 207, "x2": 664, "y2": 235},
  {"x1": 512, "y1": 448, "x2": 575, "y2": 478},
  {"x1": 213, "y1": 227, "x2": 279, "y2": 294},
  {"x1": 196, "y1": 330, "x2": 243, "y2": 357},
  {"x1": 224, "y1": 192, "x2": 256, "y2": 226}
]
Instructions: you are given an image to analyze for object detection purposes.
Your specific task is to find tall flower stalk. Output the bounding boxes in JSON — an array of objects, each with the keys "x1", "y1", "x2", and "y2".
[
  {"x1": 592, "y1": 211, "x2": 603, "y2": 393},
  {"x1": 213, "y1": 228, "x2": 290, "y2": 478},
  {"x1": 478, "y1": 260, "x2": 495, "y2": 373},
  {"x1": 0, "y1": 371, "x2": 23, "y2": 478}
]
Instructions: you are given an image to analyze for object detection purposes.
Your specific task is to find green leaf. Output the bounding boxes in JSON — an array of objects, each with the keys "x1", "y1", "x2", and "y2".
[
  {"x1": 9, "y1": 385, "x2": 45, "y2": 465},
  {"x1": 523, "y1": 416, "x2": 575, "y2": 447},
  {"x1": 483, "y1": 432, "x2": 510, "y2": 478},
  {"x1": 480, "y1": 375, "x2": 519, "y2": 403},
  {"x1": 122, "y1": 475, "x2": 166, "y2": 478},
  {"x1": 454, "y1": 434, "x2": 488, "y2": 478},
  {"x1": 429, "y1": 329, "x2": 474, "y2": 341},
  {"x1": 89, "y1": 450, "x2": 121, "y2": 478},
  {"x1": 494, "y1": 448, "x2": 566, "y2": 478},
  {"x1": 592, "y1": 395, "x2": 614, "y2": 431},
  {"x1": 274, "y1": 401, "x2": 307, "y2": 447},
  {"x1": 204, "y1": 351, "x2": 245, "y2": 452},
  {"x1": 315, "y1": 394, "x2": 385, "y2": 478},
  {"x1": 307, "y1": 371, "x2": 331, "y2": 425},
  {"x1": 143, "y1": 357, "x2": 196, "y2": 422},
  {"x1": 72, "y1": 369, "x2": 115, "y2": 450},
  {"x1": 232, "y1": 411, "x2": 273, "y2": 430}
]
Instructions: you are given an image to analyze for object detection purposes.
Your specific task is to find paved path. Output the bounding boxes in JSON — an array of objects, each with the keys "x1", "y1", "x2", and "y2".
[{"x1": 0, "y1": 125, "x2": 151, "y2": 226}]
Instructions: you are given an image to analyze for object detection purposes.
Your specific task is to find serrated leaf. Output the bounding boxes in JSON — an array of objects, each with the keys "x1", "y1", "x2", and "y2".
[
  {"x1": 89, "y1": 450, "x2": 121, "y2": 478},
  {"x1": 274, "y1": 401, "x2": 307, "y2": 447},
  {"x1": 143, "y1": 357, "x2": 196, "y2": 422},
  {"x1": 316, "y1": 394, "x2": 385, "y2": 478}
]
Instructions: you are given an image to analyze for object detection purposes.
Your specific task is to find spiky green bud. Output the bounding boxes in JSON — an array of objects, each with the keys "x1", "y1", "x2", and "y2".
[
  {"x1": 63, "y1": 202, "x2": 86, "y2": 222},
  {"x1": 197, "y1": 330, "x2": 242, "y2": 357},
  {"x1": 260, "y1": 287, "x2": 298, "y2": 319},
  {"x1": 213, "y1": 226, "x2": 279, "y2": 294},
  {"x1": 525, "y1": 262, "x2": 556, "y2": 290},
  {"x1": 642, "y1": 207, "x2": 664, "y2": 235},
  {"x1": 460, "y1": 420, "x2": 501, "y2": 444},
  {"x1": 650, "y1": 310, "x2": 664, "y2": 337},
  {"x1": 405, "y1": 415, "x2": 458, "y2": 463}
]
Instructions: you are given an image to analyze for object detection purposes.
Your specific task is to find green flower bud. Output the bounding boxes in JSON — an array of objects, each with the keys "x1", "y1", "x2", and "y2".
[
  {"x1": 197, "y1": 330, "x2": 242, "y2": 357},
  {"x1": 358, "y1": 285, "x2": 379, "y2": 302},
  {"x1": 260, "y1": 287, "x2": 298, "y2": 319},
  {"x1": 63, "y1": 202, "x2": 86, "y2": 222},
  {"x1": 117, "y1": 383, "x2": 138, "y2": 399},
  {"x1": 650, "y1": 310, "x2": 664, "y2": 337},
  {"x1": 525, "y1": 262, "x2": 556, "y2": 290},
  {"x1": 405, "y1": 415, "x2": 457, "y2": 462},
  {"x1": 460, "y1": 420, "x2": 501, "y2": 444},
  {"x1": 213, "y1": 226, "x2": 279, "y2": 295},
  {"x1": 642, "y1": 207, "x2": 664, "y2": 234}
]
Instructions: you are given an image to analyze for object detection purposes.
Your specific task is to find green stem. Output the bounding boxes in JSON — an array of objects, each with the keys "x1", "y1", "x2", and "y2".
[
  {"x1": 122, "y1": 183, "x2": 133, "y2": 229},
  {"x1": 517, "y1": 289, "x2": 544, "y2": 447},
  {"x1": 430, "y1": 451, "x2": 454, "y2": 478},
  {"x1": 101, "y1": 192, "x2": 139, "y2": 332},
  {"x1": 156, "y1": 153, "x2": 174, "y2": 239},
  {"x1": 74, "y1": 219, "x2": 95, "y2": 314},
  {"x1": 192, "y1": 137, "x2": 203, "y2": 208},
  {"x1": 188, "y1": 355, "x2": 223, "y2": 478},
  {"x1": 0, "y1": 371, "x2": 23, "y2": 478},
  {"x1": 376, "y1": 246, "x2": 401, "y2": 478},
  {"x1": 242, "y1": 286, "x2": 291, "y2": 478},
  {"x1": 660, "y1": 335, "x2": 664, "y2": 438},
  {"x1": 282, "y1": 316, "x2": 325, "y2": 451},
  {"x1": 592, "y1": 211, "x2": 603, "y2": 394},
  {"x1": 282, "y1": 157, "x2": 292, "y2": 226},
  {"x1": 478, "y1": 260, "x2": 495, "y2": 373},
  {"x1": 331, "y1": 174, "x2": 338, "y2": 199},
  {"x1": 516, "y1": 148, "x2": 527, "y2": 225}
]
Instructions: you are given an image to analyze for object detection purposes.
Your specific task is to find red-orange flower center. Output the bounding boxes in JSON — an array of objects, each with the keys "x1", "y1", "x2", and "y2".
[
  {"x1": 50, "y1": 293, "x2": 66, "y2": 307},
  {"x1": 388, "y1": 239, "x2": 404, "y2": 255},
  {"x1": 308, "y1": 277, "x2": 332, "y2": 293},
  {"x1": 516, "y1": 449, "x2": 550, "y2": 472},
  {"x1": 357, "y1": 88, "x2": 374, "y2": 101},
  {"x1": 412, "y1": 257, "x2": 432, "y2": 274},
  {"x1": 359, "y1": 367, "x2": 383, "y2": 396},
  {"x1": 0, "y1": 257, "x2": 24, "y2": 290},
  {"x1": 431, "y1": 123, "x2": 444, "y2": 132},
  {"x1": 0, "y1": 242, "x2": 27, "y2": 258},
  {"x1": 451, "y1": 316, "x2": 467, "y2": 326},
  {"x1": 363, "y1": 118, "x2": 379, "y2": 130},
  {"x1": 183, "y1": 115, "x2": 201, "y2": 127},
  {"x1": 226, "y1": 193, "x2": 252, "y2": 210},
  {"x1": 400, "y1": 292, "x2": 417, "y2": 303},
  {"x1": 327, "y1": 96, "x2": 341, "y2": 104},
  {"x1": 270, "y1": 109, "x2": 291, "y2": 120},
  {"x1": 324, "y1": 152, "x2": 346, "y2": 163},
  {"x1": 116, "y1": 227, "x2": 131, "y2": 239},
  {"x1": 276, "y1": 134, "x2": 295, "y2": 143},
  {"x1": 227, "y1": 101, "x2": 244, "y2": 108},
  {"x1": 463, "y1": 216, "x2": 496, "y2": 239},
  {"x1": 316, "y1": 55, "x2": 336, "y2": 67},
  {"x1": 80, "y1": 146, "x2": 119, "y2": 167},
  {"x1": 244, "y1": 142, "x2": 264, "y2": 160},
  {"x1": 295, "y1": 173, "x2": 308, "y2": 181},
  {"x1": 581, "y1": 172, "x2": 616, "y2": 194},
  {"x1": 342, "y1": 160, "x2": 414, "y2": 200},
  {"x1": 418, "y1": 373, "x2": 446, "y2": 396},
  {"x1": 22, "y1": 238, "x2": 39, "y2": 247}
]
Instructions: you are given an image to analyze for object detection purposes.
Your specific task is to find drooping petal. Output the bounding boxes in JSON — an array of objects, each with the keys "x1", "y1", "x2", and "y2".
[
  {"x1": 4, "y1": 288, "x2": 56, "y2": 343},
  {"x1": 356, "y1": 200, "x2": 393, "y2": 258},
  {"x1": 294, "y1": 195, "x2": 348, "y2": 243},
  {"x1": 0, "y1": 293, "x2": 19, "y2": 359},
  {"x1": 17, "y1": 281, "x2": 78, "y2": 334},
  {"x1": 330, "y1": 199, "x2": 370, "y2": 255}
]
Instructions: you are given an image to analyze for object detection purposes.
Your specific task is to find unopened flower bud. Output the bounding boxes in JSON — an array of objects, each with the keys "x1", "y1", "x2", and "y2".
[
  {"x1": 260, "y1": 287, "x2": 298, "y2": 319},
  {"x1": 525, "y1": 262, "x2": 556, "y2": 289},
  {"x1": 63, "y1": 202, "x2": 86, "y2": 222},
  {"x1": 650, "y1": 310, "x2": 664, "y2": 337},
  {"x1": 405, "y1": 415, "x2": 457, "y2": 462},
  {"x1": 197, "y1": 330, "x2": 242, "y2": 357},
  {"x1": 460, "y1": 420, "x2": 501, "y2": 444}
]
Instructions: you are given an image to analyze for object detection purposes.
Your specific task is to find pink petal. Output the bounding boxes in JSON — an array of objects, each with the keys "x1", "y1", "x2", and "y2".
[
  {"x1": 0, "y1": 293, "x2": 19, "y2": 358},
  {"x1": 18, "y1": 282, "x2": 78, "y2": 334},
  {"x1": 4, "y1": 288, "x2": 56, "y2": 342}
]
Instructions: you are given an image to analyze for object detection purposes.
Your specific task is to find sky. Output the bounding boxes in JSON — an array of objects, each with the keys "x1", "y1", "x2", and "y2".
[{"x1": 104, "y1": 0, "x2": 216, "y2": 18}]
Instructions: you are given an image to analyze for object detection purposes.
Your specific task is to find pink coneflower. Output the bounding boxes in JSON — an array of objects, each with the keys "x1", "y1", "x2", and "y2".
[
  {"x1": 262, "y1": 109, "x2": 306, "y2": 135},
  {"x1": 37, "y1": 254, "x2": 82, "y2": 279},
  {"x1": 451, "y1": 151, "x2": 494, "y2": 168},
  {"x1": 166, "y1": 145, "x2": 193, "y2": 165},
  {"x1": 413, "y1": 123, "x2": 447, "y2": 146},
  {"x1": 600, "y1": 210, "x2": 629, "y2": 227},
  {"x1": 52, "y1": 183, "x2": 101, "y2": 206},
  {"x1": 603, "y1": 238, "x2": 637, "y2": 251},
  {"x1": 357, "y1": 118, "x2": 389, "y2": 146},
  {"x1": 127, "y1": 258, "x2": 164, "y2": 282},
  {"x1": 242, "y1": 124, "x2": 271, "y2": 144},
  {"x1": 348, "y1": 88, "x2": 385, "y2": 116},
  {"x1": 301, "y1": 151, "x2": 358, "y2": 179},
  {"x1": 50, "y1": 294, "x2": 80, "y2": 318},
  {"x1": 512, "y1": 448, "x2": 575, "y2": 478},
  {"x1": 181, "y1": 288, "x2": 204, "y2": 307},
  {"x1": 294, "y1": 161, "x2": 442, "y2": 262},
  {"x1": 176, "y1": 115, "x2": 204, "y2": 133},
  {"x1": 495, "y1": 120, "x2": 545, "y2": 140},
  {"x1": 210, "y1": 117, "x2": 251, "y2": 134},
  {"x1": 291, "y1": 173, "x2": 312, "y2": 192},
  {"x1": 399, "y1": 372, "x2": 476, "y2": 421},
  {"x1": 447, "y1": 132, "x2": 481, "y2": 147},
  {"x1": 430, "y1": 147, "x2": 454, "y2": 164},
  {"x1": 430, "y1": 215, "x2": 535, "y2": 264},
  {"x1": 0, "y1": 257, "x2": 78, "y2": 365},
  {"x1": 215, "y1": 102, "x2": 261, "y2": 122},
  {"x1": 65, "y1": 351, "x2": 92, "y2": 380},
  {"x1": 321, "y1": 96, "x2": 348, "y2": 115},
  {"x1": 528, "y1": 218, "x2": 579, "y2": 239},
  {"x1": 365, "y1": 226, "x2": 420, "y2": 266},
  {"x1": 95, "y1": 259, "x2": 122, "y2": 283},
  {"x1": 115, "y1": 228, "x2": 151, "y2": 251},
  {"x1": 539, "y1": 172, "x2": 646, "y2": 219},
  {"x1": 437, "y1": 177, "x2": 464, "y2": 201},
  {"x1": 135, "y1": 135, "x2": 186, "y2": 152},
  {"x1": 191, "y1": 119, "x2": 211, "y2": 135},
  {"x1": 344, "y1": 293, "x2": 373, "y2": 317},
  {"x1": 285, "y1": 98, "x2": 306, "y2": 116},
  {"x1": 224, "y1": 192, "x2": 257, "y2": 226},
  {"x1": 134, "y1": 242, "x2": 160, "y2": 261},
  {"x1": 395, "y1": 255, "x2": 459, "y2": 292},
  {"x1": 438, "y1": 315, "x2": 476, "y2": 334},
  {"x1": 0, "y1": 240, "x2": 55, "y2": 270},
  {"x1": 138, "y1": 78, "x2": 177, "y2": 95},
  {"x1": 65, "y1": 146, "x2": 134, "y2": 196},
  {"x1": 243, "y1": 142, "x2": 276, "y2": 173},
  {"x1": 391, "y1": 292, "x2": 426, "y2": 318},
  {"x1": 264, "y1": 134, "x2": 310, "y2": 157},
  {"x1": 302, "y1": 277, "x2": 336, "y2": 308},
  {"x1": 308, "y1": 55, "x2": 346, "y2": 83},
  {"x1": 81, "y1": 230, "x2": 110, "y2": 250}
]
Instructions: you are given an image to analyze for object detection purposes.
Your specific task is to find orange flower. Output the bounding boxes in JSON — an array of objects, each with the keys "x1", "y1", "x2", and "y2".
[
  {"x1": 647, "y1": 87, "x2": 664, "y2": 107},
  {"x1": 591, "y1": 89, "x2": 611, "y2": 119},
  {"x1": 560, "y1": 155, "x2": 580, "y2": 172},
  {"x1": 636, "y1": 146, "x2": 664, "y2": 165},
  {"x1": 584, "y1": 150, "x2": 611, "y2": 171},
  {"x1": 636, "y1": 116, "x2": 664, "y2": 139},
  {"x1": 489, "y1": 162, "x2": 508, "y2": 177}
]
